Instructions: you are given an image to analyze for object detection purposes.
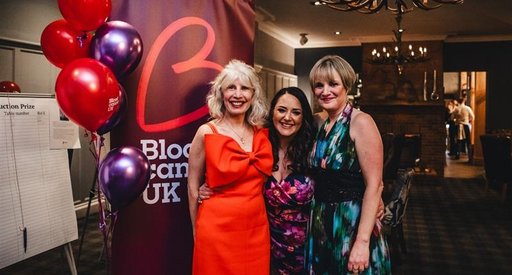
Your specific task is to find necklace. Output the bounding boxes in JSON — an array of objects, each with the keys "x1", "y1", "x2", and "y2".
[{"x1": 225, "y1": 120, "x2": 247, "y2": 144}]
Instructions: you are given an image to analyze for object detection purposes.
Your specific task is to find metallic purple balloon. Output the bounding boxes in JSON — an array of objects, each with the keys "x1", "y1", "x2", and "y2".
[
  {"x1": 90, "y1": 20, "x2": 143, "y2": 78},
  {"x1": 97, "y1": 85, "x2": 127, "y2": 135},
  {"x1": 99, "y1": 146, "x2": 151, "y2": 209}
]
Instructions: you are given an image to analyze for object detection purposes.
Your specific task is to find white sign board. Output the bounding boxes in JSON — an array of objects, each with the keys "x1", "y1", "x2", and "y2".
[{"x1": 0, "y1": 96, "x2": 78, "y2": 269}]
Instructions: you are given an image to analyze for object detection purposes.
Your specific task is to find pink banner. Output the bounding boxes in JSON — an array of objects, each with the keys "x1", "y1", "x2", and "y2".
[{"x1": 109, "y1": 1, "x2": 255, "y2": 273}]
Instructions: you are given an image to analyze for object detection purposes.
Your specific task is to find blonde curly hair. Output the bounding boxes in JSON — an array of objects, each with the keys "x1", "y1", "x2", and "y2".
[{"x1": 206, "y1": 59, "x2": 268, "y2": 126}]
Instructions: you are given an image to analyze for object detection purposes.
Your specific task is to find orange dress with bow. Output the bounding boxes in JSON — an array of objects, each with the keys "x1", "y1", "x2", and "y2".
[{"x1": 192, "y1": 123, "x2": 273, "y2": 275}]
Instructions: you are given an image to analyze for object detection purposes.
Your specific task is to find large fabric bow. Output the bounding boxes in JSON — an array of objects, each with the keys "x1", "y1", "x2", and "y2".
[{"x1": 205, "y1": 128, "x2": 273, "y2": 188}]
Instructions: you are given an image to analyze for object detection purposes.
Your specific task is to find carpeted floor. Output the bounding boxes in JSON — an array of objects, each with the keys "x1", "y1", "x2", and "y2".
[
  {"x1": 393, "y1": 177, "x2": 512, "y2": 275},
  {"x1": 2, "y1": 176, "x2": 511, "y2": 275},
  {"x1": 0, "y1": 216, "x2": 107, "y2": 275}
]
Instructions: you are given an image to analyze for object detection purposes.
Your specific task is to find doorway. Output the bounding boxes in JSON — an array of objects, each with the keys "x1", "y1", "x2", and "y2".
[{"x1": 443, "y1": 71, "x2": 486, "y2": 174}]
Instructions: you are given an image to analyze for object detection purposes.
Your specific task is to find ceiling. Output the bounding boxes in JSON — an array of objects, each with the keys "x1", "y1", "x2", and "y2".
[{"x1": 255, "y1": 0, "x2": 512, "y2": 48}]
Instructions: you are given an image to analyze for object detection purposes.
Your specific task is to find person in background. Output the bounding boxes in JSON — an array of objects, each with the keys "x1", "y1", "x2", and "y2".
[
  {"x1": 446, "y1": 99, "x2": 459, "y2": 157},
  {"x1": 199, "y1": 87, "x2": 317, "y2": 274},
  {"x1": 306, "y1": 55, "x2": 391, "y2": 274},
  {"x1": 453, "y1": 93, "x2": 474, "y2": 160},
  {"x1": 188, "y1": 59, "x2": 273, "y2": 275}
]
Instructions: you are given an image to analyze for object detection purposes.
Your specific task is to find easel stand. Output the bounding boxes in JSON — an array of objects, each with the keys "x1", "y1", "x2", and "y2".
[
  {"x1": 77, "y1": 167, "x2": 99, "y2": 267},
  {"x1": 63, "y1": 243, "x2": 78, "y2": 275},
  {"x1": 0, "y1": 95, "x2": 79, "y2": 272}
]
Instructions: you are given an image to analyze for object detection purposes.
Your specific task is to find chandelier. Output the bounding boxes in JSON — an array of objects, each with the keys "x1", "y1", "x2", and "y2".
[
  {"x1": 316, "y1": 0, "x2": 463, "y2": 14},
  {"x1": 369, "y1": 13, "x2": 427, "y2": 75},
  {"x1": 315, "y1": 0, "x2": 464, "y2": 74}
]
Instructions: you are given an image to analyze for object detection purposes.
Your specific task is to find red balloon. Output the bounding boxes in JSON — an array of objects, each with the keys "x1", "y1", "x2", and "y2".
[
  {"x1": 97, "y1": 85, "x2": 128, "y2": 135},
  {"x1": 0, "y1": 81, "x2": 21, "y2": 93},
  {"x1": 41, "y1": 19, "x2": 91, "y2": 68},
  {"x1": 55, "y1": 58, "x2": 121, "y2": 132},
  {"x1": 58, "y1": 0, "x2": 111, "y2": 31}
]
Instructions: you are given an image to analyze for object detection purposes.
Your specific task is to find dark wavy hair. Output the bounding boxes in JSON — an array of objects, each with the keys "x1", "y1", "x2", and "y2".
[{"x1": 267, "y1": 87, "x2": 316, "y2": 173}]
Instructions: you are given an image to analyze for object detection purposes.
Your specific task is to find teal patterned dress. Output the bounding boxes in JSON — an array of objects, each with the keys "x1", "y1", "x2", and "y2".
[{"x1": 306, "y1": 104, "x2": 391, "y2": 274}]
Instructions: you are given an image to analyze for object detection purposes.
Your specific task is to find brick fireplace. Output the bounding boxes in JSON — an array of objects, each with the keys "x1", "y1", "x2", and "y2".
[
  {"x1": 361, "y1": 104, "x2": 446, "y2": 178},
  {"x1": 360, "y1": 40, "x2": 446, "y2": 178}
]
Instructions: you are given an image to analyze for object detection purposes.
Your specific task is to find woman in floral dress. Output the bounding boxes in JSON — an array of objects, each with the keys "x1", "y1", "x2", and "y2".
[
  {"x1": 306, "y1": 55, "x2": 391, "y2": 274},
  {"x1": 264, "y1": 87, "x2": 316, "y2": 274}
]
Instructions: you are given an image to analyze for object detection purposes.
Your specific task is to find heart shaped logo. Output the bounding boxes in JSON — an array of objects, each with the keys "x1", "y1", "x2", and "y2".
[{"x1": 136, "y1": 17, "x2": 223, "y2": 133}]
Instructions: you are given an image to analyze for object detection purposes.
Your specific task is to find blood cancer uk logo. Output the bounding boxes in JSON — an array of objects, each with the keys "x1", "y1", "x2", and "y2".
[{"x1": 136, "y1": 17, "x2": 223, "y2": 133}]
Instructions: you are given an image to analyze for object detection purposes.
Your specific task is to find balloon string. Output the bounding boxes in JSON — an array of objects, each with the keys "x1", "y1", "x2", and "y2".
[
  {"x1": 86, "y1": 131, "x2": 98, "y2": 159},
  {"x1": 108, "y1": 211, "x2": 118, "y2": 237},
  {"x1": 76, "y1": 32, "x2": 87, "y2": 48},
  {"x1": 105, "y1": 210, "x2": 118, "y2": 262},
  {"x1": 92, "y1": 132, "x2": 110, "y2": 261}
]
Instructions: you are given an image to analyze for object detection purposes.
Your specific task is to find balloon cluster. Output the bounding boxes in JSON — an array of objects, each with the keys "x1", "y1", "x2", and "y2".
[
  {"x1": 40, "y1": 0, "x2": 149, "y2": 212},
  {"x1": 41, "y1": 0, "x2": 143, "y2": 135}
]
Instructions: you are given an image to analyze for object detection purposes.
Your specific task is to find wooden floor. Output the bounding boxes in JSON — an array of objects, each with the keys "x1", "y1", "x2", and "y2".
[{"x1": 444, "y1": 153, "x2": 485, "y2": 179}]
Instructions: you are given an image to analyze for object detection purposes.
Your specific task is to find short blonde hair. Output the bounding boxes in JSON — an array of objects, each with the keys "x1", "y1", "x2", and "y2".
[
  {"x1": 309, "y1": 55, "x2": 356, "y2": 93},
  {"x1": 206, "y1": 59, "x2": 267, "y2": 126}
]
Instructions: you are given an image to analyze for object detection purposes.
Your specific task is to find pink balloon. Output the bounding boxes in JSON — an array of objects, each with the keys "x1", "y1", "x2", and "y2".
[{"x1": 55, "y1": 58, "x2": 121, "y2": 132}]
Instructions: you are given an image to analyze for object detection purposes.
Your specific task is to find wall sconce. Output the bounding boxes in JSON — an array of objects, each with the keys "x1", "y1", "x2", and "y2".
[{"x1": 299, "y1": 33, "x2": 308, "y2": 46}]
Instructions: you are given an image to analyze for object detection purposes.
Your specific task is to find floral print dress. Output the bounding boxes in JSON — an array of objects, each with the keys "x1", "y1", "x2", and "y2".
[
  {"x1": 264, "y1": 173, "x2": 314, "y2": 274},
  {"x1": 306, "y1": 104, "x2": 391, "y2": 274}
]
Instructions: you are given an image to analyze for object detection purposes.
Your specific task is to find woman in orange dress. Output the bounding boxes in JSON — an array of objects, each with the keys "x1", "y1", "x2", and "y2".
[{"x1": 188, "y1": 59, "x2": 273, "y2": 275}]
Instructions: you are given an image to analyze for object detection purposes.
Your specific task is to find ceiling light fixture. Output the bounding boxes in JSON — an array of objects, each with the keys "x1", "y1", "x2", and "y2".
[
  {"x1": 369, "y1": 13, "x2": 428, "y2": 75},
  {"x1": 299, "y1": 33, "x2": 309, "y2": 45},
  {"x1": 317, "y1": 0, "x2": 463, "y2": 14},
  {"x1": 316, "y1": 0, "x2": 463, "y2": 74}
]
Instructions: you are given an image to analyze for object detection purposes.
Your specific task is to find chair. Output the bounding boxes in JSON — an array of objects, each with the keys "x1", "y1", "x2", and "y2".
[
  {"x1": 382, "y1": 133, "x2": 404, "y2": 182},
  {"x1": 480, "y1": 134, "x2": 512, "y2": 202},
  {"x1": 381, "y1": 133, "x2": 405, "y2": 202},
  {"x1": 382, "y1": 133, "x2": 395, "y2": 167},
  {"x1": 398, "y1": 134, "x2": 421, "y2": 169},
  {"x1": 381, "y1": 168, "x2": 414, "y2": 266}
]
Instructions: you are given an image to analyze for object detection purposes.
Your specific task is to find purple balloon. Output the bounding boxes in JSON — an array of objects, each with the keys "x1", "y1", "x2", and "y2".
[
  {"x1": 99, "y1": 146, "x2": 151, "y2": 209},
  {"x1": 97, "y1": 85, "x2": 127, "y2": 135},
  {"x1": 90, "y1": 20, "x2": 143, "y2": 78}
]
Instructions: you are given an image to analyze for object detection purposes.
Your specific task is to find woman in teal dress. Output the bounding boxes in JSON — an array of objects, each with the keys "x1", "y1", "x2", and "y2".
[{"x1": 306, "y1": 55, "x2": 391, "y2": 274}]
